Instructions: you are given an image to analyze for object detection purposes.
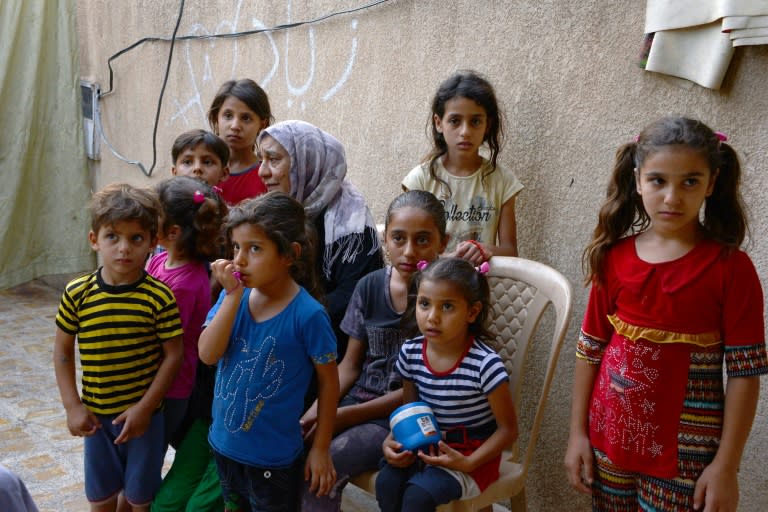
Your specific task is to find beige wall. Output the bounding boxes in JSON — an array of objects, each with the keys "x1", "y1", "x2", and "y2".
[{"x1": 76, "y1": 1, "x2": 768, "y2": 509}]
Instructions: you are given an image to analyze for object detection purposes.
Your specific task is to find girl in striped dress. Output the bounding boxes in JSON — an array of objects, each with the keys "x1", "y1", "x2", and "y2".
[
  {"x1": 565, "y1": 117, "x2": 767, "y2": 511},
  {"x1": 375, "y1": 258, "x2": 518, "y2": 512}
]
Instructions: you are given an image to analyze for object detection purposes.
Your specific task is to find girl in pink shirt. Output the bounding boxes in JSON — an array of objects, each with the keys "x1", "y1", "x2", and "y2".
[{"x1": 146, "y1": 176, "x2": 227, "y2": 444}]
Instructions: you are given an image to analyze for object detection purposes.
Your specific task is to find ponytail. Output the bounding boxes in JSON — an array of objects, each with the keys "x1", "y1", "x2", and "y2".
[
  {"x1": 156, "y1": 176, "x2": 227, "y2": 262},
  {"x1": 582, "y1": 142, "x2": 647, "y2": 286},
  {"x1": 703, "y1": 142, "x2": 748, "y2": 248}
]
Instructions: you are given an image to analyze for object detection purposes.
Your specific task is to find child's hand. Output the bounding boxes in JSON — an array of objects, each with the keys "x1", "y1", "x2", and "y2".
[
  {"x1": 300, "y1": 408, "x2": 318, "y2": 442},
  {"x1": 418, "y1": 441, "x2": 470, "y2": 472},
  {"x1": 564, "y1": 432, "x2": 594, "y2": 494},
  {"x1": 693, "y1": 461, "x2": 739, "y2": 511},
  {"x1": 112, "y1": 403, "x2": 153, "y2": 444},
  {"x1": 382, "y1": 434, "x2": 416, "y2": 468},
  {"x1": 65, "y1": 403, "x2": 100, "y2": 437},
  {"x1": 210, "y1": 259, "x2": 241, "y2": 293},
  {"x1": 304, "y1": 445, "x2": 337, "y2": 497},
  {"x1": 454, "y1": 240, "x2": 487, "y2": 266}
]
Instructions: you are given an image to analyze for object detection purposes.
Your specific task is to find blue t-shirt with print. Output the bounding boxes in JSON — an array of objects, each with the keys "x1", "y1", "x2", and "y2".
[{"x1": 208, "y1": 287, "x2": 336, "y2": 467}]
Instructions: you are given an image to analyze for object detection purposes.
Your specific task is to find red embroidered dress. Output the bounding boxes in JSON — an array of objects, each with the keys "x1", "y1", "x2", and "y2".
[{"x1": 578, "y1": 235, "x2": 767, "y2": 478}]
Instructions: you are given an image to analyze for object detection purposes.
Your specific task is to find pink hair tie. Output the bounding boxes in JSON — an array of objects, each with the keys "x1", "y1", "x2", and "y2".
[
  {"x1": 212, "y1": 185, "x2": 223, "y2": 195},
  {"x1": 416, "y1": 260, "x2": 429, "y2": 272},
  {"x1": 632, "y1": 134, "x2": 640, "y2": 143},
  {"x1": 714, "y1": 131, "x2": 728, "y2": 142},
  {"x1": 476, "y1": 261, "x2": 490, "y2": 275},
  {"x1": 193, "y1": 190, "x2": 205, "y2": 204}
]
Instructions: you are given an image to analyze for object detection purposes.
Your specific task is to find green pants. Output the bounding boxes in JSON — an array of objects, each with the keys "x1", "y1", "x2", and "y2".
[{"x1": 151, "y1": 419, "x2": 223, "y2": 512}]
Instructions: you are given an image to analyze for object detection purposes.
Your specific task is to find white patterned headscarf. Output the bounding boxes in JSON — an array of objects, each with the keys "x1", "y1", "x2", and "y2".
[{"x1": 258, "y1": 120, "x2": 379, "y2": 279}]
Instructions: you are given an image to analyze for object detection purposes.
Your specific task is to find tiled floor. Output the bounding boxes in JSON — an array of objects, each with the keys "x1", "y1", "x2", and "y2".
[
  {"x1": 0, "y1": 278, "x2": 380, "y2": 511},
  {"x1": 0, "y1": 279, "x2": 89, "y2": 511}
]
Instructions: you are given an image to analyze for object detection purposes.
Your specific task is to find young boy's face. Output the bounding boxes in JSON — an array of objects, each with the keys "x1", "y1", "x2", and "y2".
[
  {"x1": 88, "y1": 220, "x2": 156, "y2": 286},
  {"x1": 171, "y1": 143, "x2": 229, "y2": 186}
]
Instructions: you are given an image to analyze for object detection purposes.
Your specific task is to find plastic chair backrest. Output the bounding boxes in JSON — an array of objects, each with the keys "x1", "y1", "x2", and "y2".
[
  {"x1": 481, "y1": 256, "x2": 573, "y2": 475},
  {"x1": 436, "y1": 256, "x2": 573, "y2": 512}
]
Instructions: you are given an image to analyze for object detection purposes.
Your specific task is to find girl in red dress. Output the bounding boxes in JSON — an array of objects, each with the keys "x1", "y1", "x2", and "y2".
[{"x1": 565, "y1": 117, "x2": 767, "y2": 511}]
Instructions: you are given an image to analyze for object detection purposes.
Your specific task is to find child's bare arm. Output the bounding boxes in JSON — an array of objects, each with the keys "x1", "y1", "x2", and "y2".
[
  {"x1": 334, "y1": 389, "x2": 404, "y2": 435},
  {"x1": 301, "y1": 337, "x2": 364, "y2": 439},
  {"x1": 323, "y1": 338, "x2": 403, "y2": 433},
  {"x1": 113, "y1": 334, "x2": 183, "y2": 444},
  {"x1": 693, "y1": 375, "x2": 760, "y2": 512},
  {"x1": 53, "y1": 327, "x2": 99, "y2": 436},
  {"x1": 419, "y1": 381, "x2": 517, "y2": 472},
  {"x1": 564, "y1": 359, "x2": 600, "y2": 494},
  {"x1": 305, "y1": 361, "x2": 340, "y2": 497},
  {"x1": 199, "y1": 259, "x2": 242, "y2": 365}
]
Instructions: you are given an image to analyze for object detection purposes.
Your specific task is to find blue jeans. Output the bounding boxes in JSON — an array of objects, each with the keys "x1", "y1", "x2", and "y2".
[{"x1": 212, "y1": 451, "x2": 302, "y2": 512}]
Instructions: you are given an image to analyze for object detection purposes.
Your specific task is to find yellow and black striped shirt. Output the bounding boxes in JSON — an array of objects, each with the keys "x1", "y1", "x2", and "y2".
[{"x1": 55, "y1": 270, "x2": 183, "y2": 415}]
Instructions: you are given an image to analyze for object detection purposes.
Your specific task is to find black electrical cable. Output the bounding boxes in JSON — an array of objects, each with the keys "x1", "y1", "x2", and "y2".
[
  {"x1": 146, "y1": 0, "x2": 185, "y2": 177},
  {"x1": 100, "y1": 0, "x2": 390, "y2": 97},
  {"x1": 98, "y1": 0, "x2": 391, "y2": 177}
]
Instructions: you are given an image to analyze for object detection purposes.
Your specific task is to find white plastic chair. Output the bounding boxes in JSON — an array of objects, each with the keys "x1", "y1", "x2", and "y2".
[{"x1": 350, "y1": 256, "x2": 573, "y2": 511}]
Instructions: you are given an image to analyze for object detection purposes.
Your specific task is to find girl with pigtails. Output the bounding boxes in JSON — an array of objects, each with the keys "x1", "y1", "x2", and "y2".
[
  {"x1": 565, "y1": 116, "x2": 767, "y2": 511},
  {"x1": 146, "y1": 175, "x2": 228, "y2": 446}
]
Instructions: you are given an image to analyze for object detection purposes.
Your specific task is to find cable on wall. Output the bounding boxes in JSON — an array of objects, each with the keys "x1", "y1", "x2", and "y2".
[
  {"x1": 97, "y1": 0, "x2": 391, "y2": 176},
  {"x1": 99, "y1": 0, "x2": 185, "y2": 177}
]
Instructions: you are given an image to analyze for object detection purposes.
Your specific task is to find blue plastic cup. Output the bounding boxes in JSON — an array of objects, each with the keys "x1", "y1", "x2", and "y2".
[{"x1": 389, "y1": 401, "x2": 441, "y2": 451}]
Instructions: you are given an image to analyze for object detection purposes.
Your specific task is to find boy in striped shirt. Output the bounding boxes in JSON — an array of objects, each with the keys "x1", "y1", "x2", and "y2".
[{"x1": 54, "y1": 183, "x2": 183, "y2": 512}]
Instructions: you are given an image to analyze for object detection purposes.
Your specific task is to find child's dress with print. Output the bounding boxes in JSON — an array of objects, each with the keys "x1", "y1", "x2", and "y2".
[{"x1": 578, "y1": 236, "x2": 767, "y2": 478}]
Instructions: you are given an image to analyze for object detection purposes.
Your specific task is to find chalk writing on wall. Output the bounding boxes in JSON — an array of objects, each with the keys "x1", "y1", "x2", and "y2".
[{"x1": 170, "y1": 0, "x2": 359, "y2": 125}]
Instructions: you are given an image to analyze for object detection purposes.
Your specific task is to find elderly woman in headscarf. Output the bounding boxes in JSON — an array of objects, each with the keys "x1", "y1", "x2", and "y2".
[{"x1": 257, "y1": 120, "x2": 383, "y2": 357}]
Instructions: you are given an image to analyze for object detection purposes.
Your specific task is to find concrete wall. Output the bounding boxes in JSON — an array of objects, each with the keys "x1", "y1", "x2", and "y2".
[{"x1": 76, "y1": 1, "x2": 768, "y2": 509}]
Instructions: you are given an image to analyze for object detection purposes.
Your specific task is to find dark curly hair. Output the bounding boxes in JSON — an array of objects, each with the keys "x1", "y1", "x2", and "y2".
[
  {"x1": 155, "y1": 176, "x2": 228, "y2": 262},
  {"x1": 225, "y1": 191, "x2": 320, "y2": 299},
  {"x1": 89, "y1": 183, "x2": 160, "y2": 237}
]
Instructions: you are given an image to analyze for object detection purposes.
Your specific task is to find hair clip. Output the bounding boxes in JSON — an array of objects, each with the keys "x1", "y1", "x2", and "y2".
[
  {"x1": 475, "y1": 261, "x2": 490, "y2": 275},
  {"x1": 632, "y1": 135, "x2": 640, "y2": 143},
  {"x1": 193, "y1": 190, "x2": 205, "y2": 204},
  {"x1": 212, "y1": 185, "x2": 223, "y2": 195},
  {"x1": 416, "y1": 260, "x2": 429, "y2": 272},
  {"x1": 714, "y1": 131, "x2": 728, "y2": 142}
]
